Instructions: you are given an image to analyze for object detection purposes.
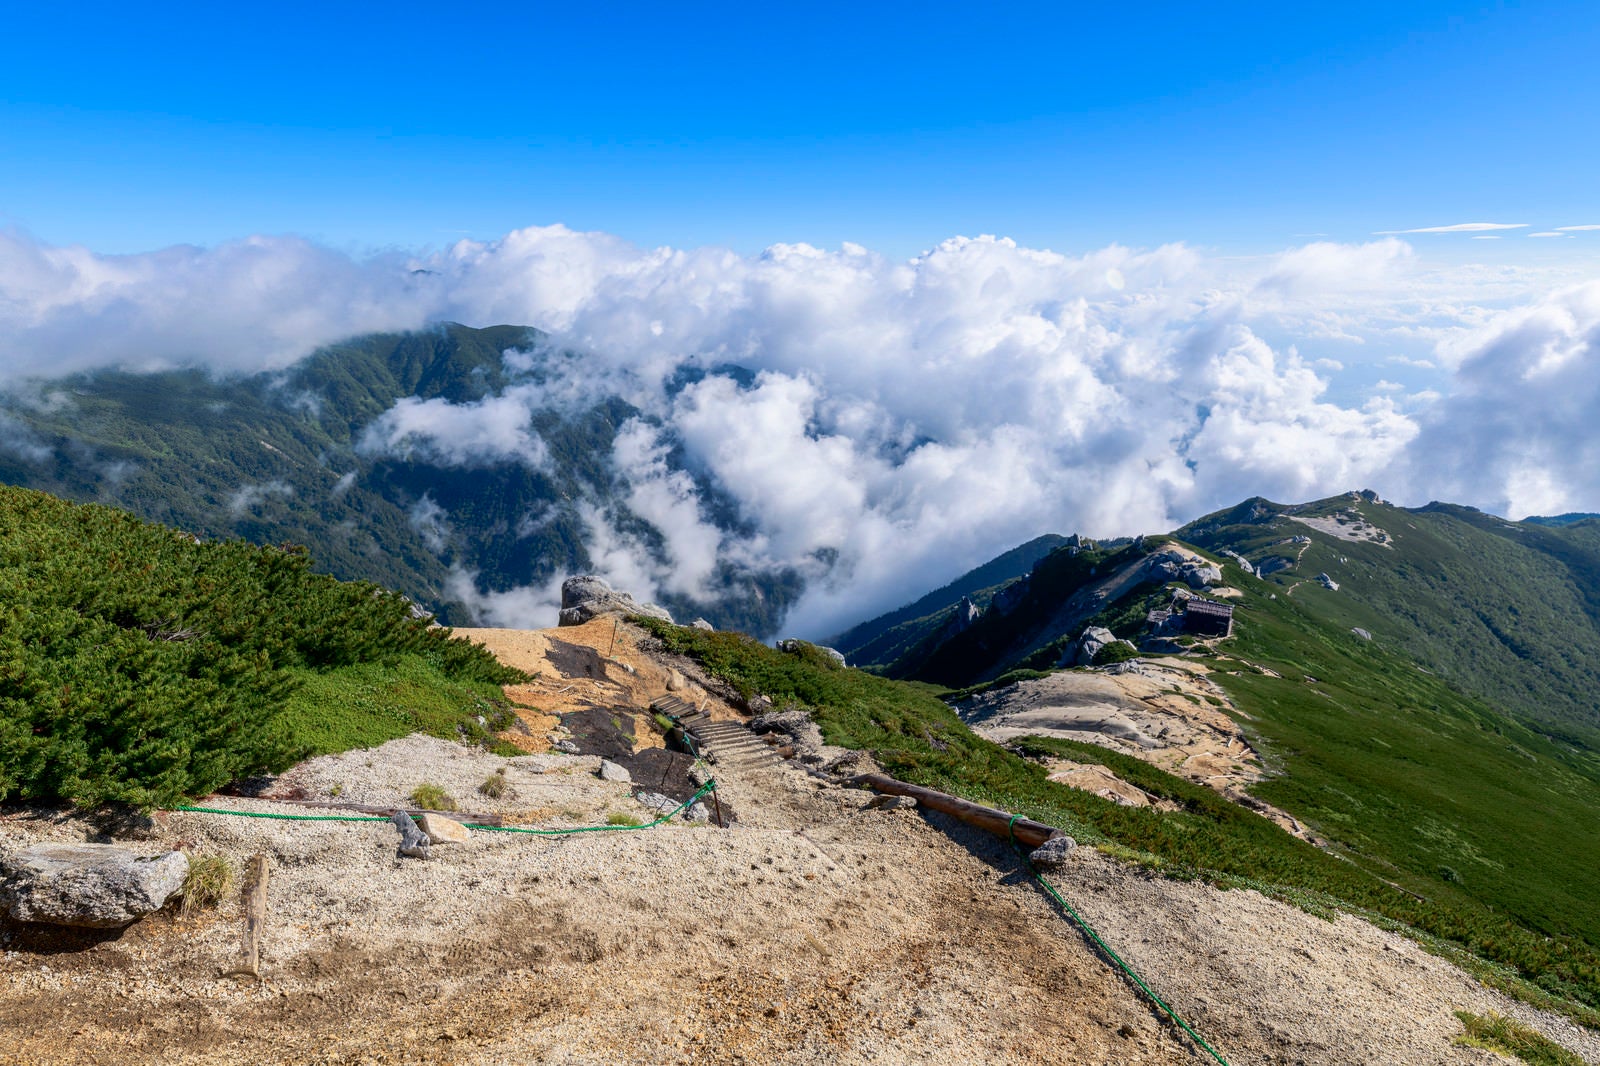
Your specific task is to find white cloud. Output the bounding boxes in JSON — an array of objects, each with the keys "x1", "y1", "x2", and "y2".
[
  {"x1": 1557, "y1": 225, "x2": 1600, "y2": 232},
  {"x1": 1529, "y1": 232, "x2": 1571, "y2": 239},
  {"x1": 408, "y1": 494, "x2": 451, "y2": 552},
  {"x1": 0, "y1": 232, "x2": 433, "y2": 378},
  {"x1": 5, "y1": 224, "x2": 1600, "y2": 635},
  {"x1": 1393, "y1": 281, "x2": 1600, "y2": 519},
  {"x1": 1377, "y1": 222, "x2": 1529, "y2": 234},
  {"x1": 356, "y1": 389, "x2": 550, "y2": 468},
  {"x1": 227, "y1": 480, "x2": 294, "y2": 517}
]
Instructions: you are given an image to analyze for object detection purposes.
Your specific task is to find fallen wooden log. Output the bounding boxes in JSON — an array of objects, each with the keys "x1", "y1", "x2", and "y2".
[
  {"x1": 234, "y1": 798, "x2": 504, "y2": 827},
  {"x1": 848, "y1": 772, "x2": 1063, "y2": 850}
]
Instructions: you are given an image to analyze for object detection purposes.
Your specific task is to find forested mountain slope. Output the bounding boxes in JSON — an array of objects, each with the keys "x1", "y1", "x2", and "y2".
[{"x1": 0, "y1": 324, "x2": 800, "y2": 633}]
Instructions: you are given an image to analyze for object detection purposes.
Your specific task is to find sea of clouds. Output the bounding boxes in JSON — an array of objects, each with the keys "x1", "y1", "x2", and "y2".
[{"x1": 1, "y1": 225, "x2": 1596, "y2": 635}]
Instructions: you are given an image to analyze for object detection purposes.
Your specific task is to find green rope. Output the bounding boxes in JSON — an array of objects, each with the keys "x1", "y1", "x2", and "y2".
[
  {"x1": 176, "y1": 806, "x2": 388, "y2": 822},
  {"x1": 1007, "y1": 813, "x2": 1231, "y2": 1066},
  {"x1": 173, "y1": 780, "x2": 719, "y2": 836}
]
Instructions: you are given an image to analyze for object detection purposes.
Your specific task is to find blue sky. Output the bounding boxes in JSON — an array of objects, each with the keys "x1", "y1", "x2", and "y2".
[
  {"x1": 4, "y1": 1, "x2": 1598, "y2": 257},
  {"x1": 4, "y1": 5, "x2": 1600, "y2": 624}
]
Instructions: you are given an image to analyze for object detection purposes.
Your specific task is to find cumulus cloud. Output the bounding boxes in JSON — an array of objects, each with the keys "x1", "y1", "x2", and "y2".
[
  {"x1": 3, "y1": 223, "x2": 1598, "y2": 634},
  {"x1": 1392, "y1": 281, "x2": 1600, "y2": 518}
]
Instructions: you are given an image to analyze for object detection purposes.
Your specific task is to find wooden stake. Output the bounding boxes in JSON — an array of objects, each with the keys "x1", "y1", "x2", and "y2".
[
  {"x1": 847, "y1": 772, "x2": 1063, "y2": 850},
  {"x1": 235, "y1": 853, "x2": 269, "y2": 980}
]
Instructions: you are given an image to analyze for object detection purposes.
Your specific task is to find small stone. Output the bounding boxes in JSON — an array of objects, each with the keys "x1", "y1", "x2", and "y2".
[
  {"x1": 684, "y1": 803, "x2": 711, "y2": 824},
  {"x1": 1029, "y1": 835, "x2": 1078, "y2": 869},
  {"x1": 391, "y1": 811, "x2": 430, "y2": 859},
  {"x1": 597, "y1": 759, "x2": 632, "y2": 783},
  {"x1": 1351, "y1": 627, "x2": 1372, "y2": 641},
  {"x1": 551, "y1": 740, "x2": 581, "y2": 755},
  {"x1": 865, "y1": 795, "x2": 917, "y2": 811},
  {"x1": 634, "y1": 791, "x2": 677, "y2": 815},
  {"x1": 665, "y1": 669, "x2": 687, "y2": 692},
  {"x1": 417, "y1": 813, "x2": 470, "y2": 845}
]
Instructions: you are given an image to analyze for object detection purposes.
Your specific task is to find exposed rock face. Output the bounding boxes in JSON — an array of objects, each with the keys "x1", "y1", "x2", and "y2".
[
  {"x1": 1317, "y1": 573, "x2": 1341, "y2": 592},
  {"x1": 557, "y1": 576, "x2": 674, "y2": 627},
  {"x1": 1352, "y1": 627, "x2": 1372, "y2": 641},
  {"x1": 936, "y1": 596, "x2": 983, "y2": 642},
  {"x1": 0, "y1": 843, "x2": 188, "y2": 927}
]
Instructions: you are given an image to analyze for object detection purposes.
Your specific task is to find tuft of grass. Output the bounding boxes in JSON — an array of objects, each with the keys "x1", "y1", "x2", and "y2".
[
  {"x1": 180, "y1": 853, "x2": 235, "y2": 916},
  {"x1": 478, "y1": 768, "x2": 511, "y2": 799},
  {"x1": 1452, "y1": 1010, "x2": 1585, "y2": 1066},
  {"x1": 606, "y1": 811, "x2": 641, "y2": 827},
  {"x1": 408, "y1": 783, "x2": 457, "y2": 811}
]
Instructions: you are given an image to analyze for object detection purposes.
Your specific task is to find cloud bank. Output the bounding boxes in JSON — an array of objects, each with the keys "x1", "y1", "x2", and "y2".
[{"x1": 1, "y1": 225, "x2": 1596, "y2": 635}]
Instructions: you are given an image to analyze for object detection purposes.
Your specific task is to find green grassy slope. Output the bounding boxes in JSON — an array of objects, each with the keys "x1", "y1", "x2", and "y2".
[
  {"x1": 1180, "y1": 494, "x2": 1600, "y2": 738},
  {"x1": 638, "y1": 620, "x2": 1600, "y2": 1015}
]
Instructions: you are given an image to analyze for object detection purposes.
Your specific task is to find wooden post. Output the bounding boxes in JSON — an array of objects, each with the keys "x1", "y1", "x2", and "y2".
[
  {"x1": 236, "y1": 853, "x2": 270, "y2": 979},
  {"x1": 848, "y1": 772, "x2": 1062, "y2": 850}
]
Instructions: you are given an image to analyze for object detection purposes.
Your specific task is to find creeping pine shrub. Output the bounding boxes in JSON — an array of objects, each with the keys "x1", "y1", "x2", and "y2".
[
  {"x1": 0, "y1": 484, "x2": 529, "y2": 809},
  {"x1": 408, "y1": 784, "x2": 457, "y2": 811}
]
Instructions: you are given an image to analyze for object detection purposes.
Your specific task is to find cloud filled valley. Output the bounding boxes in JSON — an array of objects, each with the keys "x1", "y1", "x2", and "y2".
[{"x1": 1, "y1": 225, "x2": 1597, "y2": 636}]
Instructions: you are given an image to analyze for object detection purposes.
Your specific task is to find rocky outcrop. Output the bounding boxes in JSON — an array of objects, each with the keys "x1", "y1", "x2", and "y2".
[
  {"x1": 558, "y1": 576, "x2": 673, "y2": 627},
  {"x1": 1317, "y1": 573, "x2": 1340, "y2": 592},
  {"x1": 0, "y1": 843, "x2": 188, "y2": 927},
  {"x1": 776, "y1": 639, "x2": 847, "y2": 667},
  {"x1": 1145, "y1": 549, "x2": 1222, "y2": 589},
  {"x1": 1068, "y1": 627, "x2": 1137, "y2": 667}
]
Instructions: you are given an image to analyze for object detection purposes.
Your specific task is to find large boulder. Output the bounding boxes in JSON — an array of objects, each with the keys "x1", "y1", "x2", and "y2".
[
  {"x1": 558, "y1": 576, "x2": 674, "y2": 627},
  {"x1": 1074, "y1": 626, "x2": 1118, "y2": 666},
  {"x1": 0, "y1": 843, "x2": 189, "y2": 927}
]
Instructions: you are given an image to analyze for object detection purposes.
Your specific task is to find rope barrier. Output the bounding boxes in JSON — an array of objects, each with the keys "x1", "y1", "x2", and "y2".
[
  {"x1": 1006, "y1": 815, "x2": 1231, "y2": 1066},
  {"x1": 174, "y1": 780, "x2": 719, "y2": 836}
]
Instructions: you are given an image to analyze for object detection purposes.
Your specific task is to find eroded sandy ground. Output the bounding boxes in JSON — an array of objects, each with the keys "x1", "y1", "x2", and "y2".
[
  {"x1": 2, "y1": 621, "x2": 1595, "y2": 1065},
  {"x1": 955, "y1": 660, "x2": 1316, "y2": 840}
]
